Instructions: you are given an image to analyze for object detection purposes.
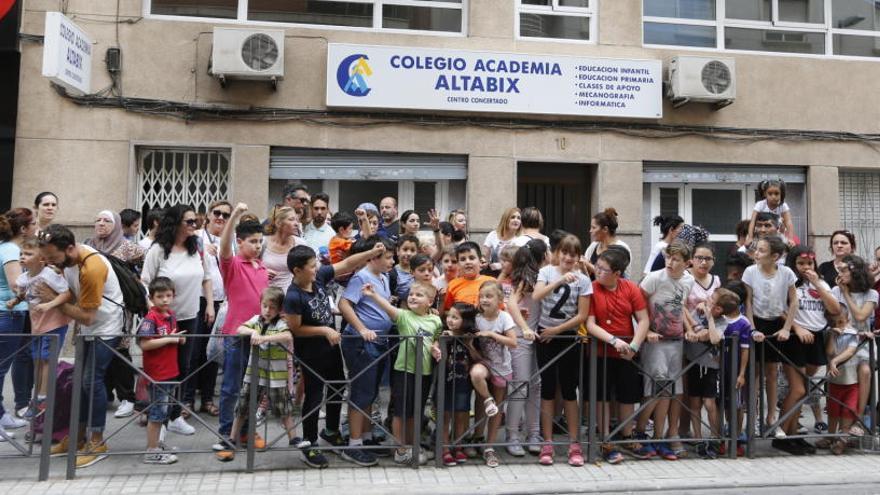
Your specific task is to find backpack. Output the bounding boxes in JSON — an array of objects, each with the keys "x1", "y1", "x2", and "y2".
[{"x1": 83, "y1": 251, "x2": 150, "y2": 322}]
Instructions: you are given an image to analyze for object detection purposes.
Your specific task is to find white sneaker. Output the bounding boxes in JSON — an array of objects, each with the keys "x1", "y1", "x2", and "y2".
[
  {"x1": 773, "y1": 427, "x2": 787, "y2": 439},
  {"x1": 393, "y1": 448, "x2": 427, "y2": 465},
  {"x1": 167, "y1": 416, "x2": 195, "y2": 436},
  {"x1": 0, "y1": 412, "x2": 27, "y2": 429},
  {"x1": 506, "y1": 442, "x2": 526, "y2": 457},
  {"x1": 114, "y1": 400, "x2": 135, "y2": 418},
  {"x1": 15, "y1": 406, "x2": 28, "y2": 419},
  {"x1": 0, "y1": 425, "x2": 14, "y2": 442}
]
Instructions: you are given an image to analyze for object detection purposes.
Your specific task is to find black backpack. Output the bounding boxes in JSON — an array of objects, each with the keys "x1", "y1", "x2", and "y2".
[{"x1": 83, "y1": 251, "x2": 149, "y2": 320}]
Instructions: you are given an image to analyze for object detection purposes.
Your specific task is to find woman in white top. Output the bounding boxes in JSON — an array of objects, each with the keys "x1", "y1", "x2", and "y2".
[
  {"x1": 262, "y1": 205, "x2": 306, "y2": 291},
  {"x1": 185, "y1": 200, "x2": 232, "y2": 416},
  {"x1": 483, "y1": 207, "x2": 523, "y2": 273},
  {"x1": 141, "y1": 204, "x2": 214, "y2": 434},
  {"x1": 644, "y1": 215, "x2": 684, "y2": 277},
  {"x1": 583, "y1": 208, "x2": 631, "y2": 281}
]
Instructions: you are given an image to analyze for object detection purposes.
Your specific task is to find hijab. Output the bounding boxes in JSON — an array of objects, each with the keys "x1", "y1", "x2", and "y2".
[{"x1": 87, "y1": 210, "x2": 125, "y2": 254}]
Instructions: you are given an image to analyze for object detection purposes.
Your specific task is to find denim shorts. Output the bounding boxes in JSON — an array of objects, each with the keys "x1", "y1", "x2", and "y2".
[
  {"x1": 148, "y1": 383, "x2": 176, "y2": 423},
  {"x1": 31, "y1": 326, "x2": 68, "y2": 360},
  {"x1": 443, "y1": 379, "x2": 472, "y2": 413},
  {"x1": 342, "y1": 336, "x2": 388, "y2": 410}
]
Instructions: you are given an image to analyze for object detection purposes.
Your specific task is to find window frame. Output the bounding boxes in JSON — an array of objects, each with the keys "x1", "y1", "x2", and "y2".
[
  {"x1": 143, "y1": 0, "x2": 468, "y2": 37},
  {"x1": 642, "y1": 0, "x2": 880, "y2": 61},
  {"x1": 515, "y1": 0, "x2": 598, "y2": 44}
]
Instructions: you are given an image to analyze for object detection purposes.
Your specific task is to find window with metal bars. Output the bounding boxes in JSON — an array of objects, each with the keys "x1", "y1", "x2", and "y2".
[
  {"x1": 839, "y1": 170, "x2": 880, "y2": 259},
  {"x1": 136, "y1": 148, "x2": 231, "y2": 225}
]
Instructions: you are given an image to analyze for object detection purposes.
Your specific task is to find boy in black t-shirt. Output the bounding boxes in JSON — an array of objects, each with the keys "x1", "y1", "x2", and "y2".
[{"x1": 283, "y1": 243, "x2": 386, "y2": 469}]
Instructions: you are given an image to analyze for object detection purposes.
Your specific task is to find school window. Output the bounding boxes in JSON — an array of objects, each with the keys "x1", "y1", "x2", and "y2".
[
  {"x1": 148, "y1": 0, "x2": 466, "y2": 34},
  {"x1": 136, "y1": 147, "x2": 231, "y2": 218},
  {"x1": 269, "y1": 148, "x2": 467, "y2": 231},
  {"x1": 517, "y1": 0, "x2": 596, "y2": 42},
  {"x1": 643, "y1": 0, "x2": 880, "y2": 58}
]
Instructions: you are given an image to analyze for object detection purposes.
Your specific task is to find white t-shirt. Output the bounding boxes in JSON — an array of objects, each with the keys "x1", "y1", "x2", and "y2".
[
  {"x1": 199, "y1": 229, "x2": 226, "y2": 302},
  {"x1": 303, "y1": 222, "x2": 334, "y2": 254},
  {"x1": 742, "y1": 265, "x2": 797, "y2": 320},
  {"x1": 142, "y1": 244, "x2": 209, "y2": 320},
  {"x1": 794, "y1": 280, "x2": 832, "y2": 332},
  {"x1": 686, "y1": 273, "x2": 720, "y2": 328},
  {"x1": 536, "y1": 265, "x2": 592, "y2": 329},
  {"x1": 483, "y1": 230, "x2": 520, "y2": 264},
  {"x1": 754, "y1": 199, "x2": 790, "y2": 216},
  {"x1": 512, "y1": 233, "x2": 550, "y2": 249},
  {"x1": 476, "y1": 310, "x2": 516, "y2": 377},
  {"x1": 831, "y1": 286, "x2": 879, "y2": 333},
  {"x1": 138, "y1": 237, "x2": 154, "y2": 251},
  {"x1": 16, "y1": 267, "x2": 68, "y2": 307},
  {"x1": 64, "y1": 246, "x2": 124, "y2": 339},
  {"x1": 640, "y1": 269, "x2": 695, "y2": 339}
]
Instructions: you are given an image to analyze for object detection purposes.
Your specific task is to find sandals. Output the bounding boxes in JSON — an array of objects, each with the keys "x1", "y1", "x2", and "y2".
[
  {"x1": 483, "y1": 398, "x2": 499, "y2": 417},
  {"x1": 831, "y1": 438, "x2": 847, "y2": 455},
  {"x1": 200, "y1": 402, "x2": 220, "y2": 417},
  {"x1": 181, "y1": 403, "x2": 194, "y2": 419}
]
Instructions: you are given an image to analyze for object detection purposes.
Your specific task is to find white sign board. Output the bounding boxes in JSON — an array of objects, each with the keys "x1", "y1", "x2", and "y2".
[
  {"x1": 41, "y1": 12, "x2": 91, "y2": 95},
  {"x1": 327, "y1": 44, "x2": 662, "y2": 119}
]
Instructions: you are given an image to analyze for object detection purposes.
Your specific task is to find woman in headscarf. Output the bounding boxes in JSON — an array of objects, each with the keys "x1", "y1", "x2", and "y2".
[{"x1": 84, "y1": 210, "x2": 145, "y2": 419}]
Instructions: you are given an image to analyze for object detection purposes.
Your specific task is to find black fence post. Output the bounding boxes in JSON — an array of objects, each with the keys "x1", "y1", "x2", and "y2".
[
  {"x1": 434, "y1": 335, "x2": 447, "y2": 468},
  {"x1": 728, "y1": 336, "x2": 738, "y2": 459},
  {"x1": 587, "y1": 338, "x2": 597, "y2": 464},
  {"x1": 413, "y1": 335, "x2": 424, "y2": 470},
  {"x1": 66, "y1": 336, "x2": 86, "y2": 480},
  {"x1": 246, "y1": 336, "x2": 257, "y2": 473},
  {"x1": 38, "y1": 334, "x2": 59, "y2": 481}
]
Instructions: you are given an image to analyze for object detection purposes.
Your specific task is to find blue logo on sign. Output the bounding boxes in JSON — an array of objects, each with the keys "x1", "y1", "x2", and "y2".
[{"x1": 337, "y1": 54, "x2": 373, "y2": 97}]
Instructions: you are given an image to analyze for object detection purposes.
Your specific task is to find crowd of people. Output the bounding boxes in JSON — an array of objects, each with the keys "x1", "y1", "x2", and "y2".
[{"x1": 0, "y1": 178, "x2": 878, "y2": 471}]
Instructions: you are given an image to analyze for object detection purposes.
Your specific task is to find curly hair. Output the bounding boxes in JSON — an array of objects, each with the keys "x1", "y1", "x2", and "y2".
[{"x1": 155, "y1": 204, "x2": 199, "y2": 259}]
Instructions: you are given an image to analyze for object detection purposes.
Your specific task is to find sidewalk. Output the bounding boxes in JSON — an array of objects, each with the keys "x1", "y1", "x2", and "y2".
[{"x1": 3, "y1": 448, "x2": 880, "y2": 494}]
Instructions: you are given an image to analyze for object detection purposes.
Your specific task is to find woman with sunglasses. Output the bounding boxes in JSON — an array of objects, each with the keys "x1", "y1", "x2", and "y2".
[
  {"x1": 818, "y1": 230, "x2": 856, "y2": 288},
  {"x1": 142, "y1": 204, "x2": 214, "y2": 436},
  {"x1": 182, "y1": 201, "x2": 232, "y2": 417}
]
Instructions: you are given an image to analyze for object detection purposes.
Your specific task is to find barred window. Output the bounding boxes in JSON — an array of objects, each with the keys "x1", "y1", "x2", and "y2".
[
  {"x1": 839, "y1": 170, "x2": 880, "y2": 259},
  {"x1": 137, "y1": 147, "x2": 231, "y2": 222}
]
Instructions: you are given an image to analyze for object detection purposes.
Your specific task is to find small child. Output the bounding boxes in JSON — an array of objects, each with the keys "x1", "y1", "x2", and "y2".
[
  {"x1": 136, "y1": 277, "x2": 185, "y2": 465},
  {"x1": 216, "y1": 287, "x2": 308, "y2": 461},
  {"x1": 495, "y1": 245, "x2": 519, "y2": 300},
  {"x1": 821, "y1": 308, "x2": 860, "y2": 455},
  {"x1": 394, "y1": 235, "x2": 420, "y2": 305},
  {"x1": 443, "y1": 242, "x2": 495, "y2": 311},
  {"x1": 433, "y1": 246, "x2": 458, "y2": 302},
  {"x1": 6, "y1": 239, "x2": 71, "y2": 418},
  {"x1": 440, "y1": 302, "x2": 479, "y2": 466},
  {"x1": 328, "y1": 211, "x2": 358, "y2": 265},
  {"x1": 410, "y1": 254, "x2": 437, "y2": 308},
  {"x1": 469, "y1": 280, "x2": 517, "y2": 468},
  {"x1": 363, "y1": 281, "x2": 443, "y2": 466},
  {"x1": 747, "y1": 179, "x2": 795, "y2": 245}
]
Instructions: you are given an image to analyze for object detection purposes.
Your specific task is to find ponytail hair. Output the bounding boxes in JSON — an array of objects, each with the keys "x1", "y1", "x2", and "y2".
[
  {"x1": 592, "y1": 208, "x2": 619, "y2": 235},
  {"x1": 0, "y1": 208, "x2": 34, "y2": 242},
  {"x1": 653, "y1": 215, "x2": 684, "y2": 238},
  {"x1": 756, "y1": 179, "x2": 787, "y2": 203}
]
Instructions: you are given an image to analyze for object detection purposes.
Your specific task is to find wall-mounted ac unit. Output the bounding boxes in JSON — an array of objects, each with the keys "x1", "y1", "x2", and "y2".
[
  {"x1": 210, "y1": 27, "x2": 284, "y2": 88},
  {"x1": 667, "y1": 55, "x2": 736, "y2": 109}
]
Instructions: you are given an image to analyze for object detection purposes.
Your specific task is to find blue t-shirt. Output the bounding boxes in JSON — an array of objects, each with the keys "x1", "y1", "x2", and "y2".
[
  {"x1": 343, "y1": 267, "x2": 393, "y2": 336},
  {"x1": 283, "y1": 265, "x2": 336, "y2": 330},
  {"x1": 394, "y1": 265, "x2": 414, "y2": 303},
  {"x1": 0, "y1": 242, "x2": 26, "y2": 312}
]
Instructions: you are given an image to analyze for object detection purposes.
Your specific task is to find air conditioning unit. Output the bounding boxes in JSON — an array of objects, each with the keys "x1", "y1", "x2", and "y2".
[
  {"x1": 210, "y1": 27, "x2": 284, "y2": 88},
  {"x1": 667, "y1": 55, "x2": 736, "y2": 109}
]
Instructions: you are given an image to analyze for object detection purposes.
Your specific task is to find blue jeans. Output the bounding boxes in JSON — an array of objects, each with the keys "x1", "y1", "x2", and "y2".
[
  {"x1": 0, "y1": 311, "x2": 27, "y2": 418},
  {"x1": 79, "y1": 337, "x2": 121, "y2": 433},
  {"x1": 219, "y1": 337, "x2": 250, "y2": 437}
]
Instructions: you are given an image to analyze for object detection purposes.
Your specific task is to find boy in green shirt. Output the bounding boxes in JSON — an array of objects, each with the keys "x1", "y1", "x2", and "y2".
[{"x1": 363, "y1": 281, "x2": 442, "y2": 465}]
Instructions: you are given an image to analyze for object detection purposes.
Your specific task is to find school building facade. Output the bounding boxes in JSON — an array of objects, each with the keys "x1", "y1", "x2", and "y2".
[{"x1": 10, "y1": 0, "x2": 880, "y2": 271}]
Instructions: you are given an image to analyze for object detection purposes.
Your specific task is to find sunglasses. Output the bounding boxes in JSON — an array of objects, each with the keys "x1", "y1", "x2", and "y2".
[
  {"x1": 212, "y1": 209, "x2": 231, "y2": 219},
  {"x1": 184, "y1": 218, "x2": 198, "y2": 226}
]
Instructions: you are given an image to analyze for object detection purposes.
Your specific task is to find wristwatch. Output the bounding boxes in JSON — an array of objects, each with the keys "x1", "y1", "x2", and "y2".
[{"x1": 609, "y1": 336, "x2": 619, "y2": 346}]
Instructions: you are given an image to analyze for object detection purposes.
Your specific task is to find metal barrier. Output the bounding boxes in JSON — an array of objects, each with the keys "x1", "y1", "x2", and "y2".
[
  {"x1": 0, "y1": 333, "x2": 59, "y2": 481},
  {"x1": 747, "y1": 333, "x2": 879, "y2": 455},
  {"x1": 12, "y1": 327, "x2": 880, "y2": 480}
]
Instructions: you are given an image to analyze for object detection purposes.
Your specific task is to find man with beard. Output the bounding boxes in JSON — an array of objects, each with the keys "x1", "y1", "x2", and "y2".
[
  {"x1": 303, "y1": 193, "x2": 335, "y2": 254},
  {"x1": 37, "y1": 224, "x2": 125, "y2": 468},
  {"x1": 379, "y1": 197, "x2": 399, "y2": 242}
]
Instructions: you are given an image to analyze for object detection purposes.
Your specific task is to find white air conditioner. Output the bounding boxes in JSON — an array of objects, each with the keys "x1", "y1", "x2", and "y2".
[
  {"x1": 667, "y1": 55, "x2": 736, "y2": 109},
  {"x1": 210, "y1": 27, "x2": 284, "y2": 88}
]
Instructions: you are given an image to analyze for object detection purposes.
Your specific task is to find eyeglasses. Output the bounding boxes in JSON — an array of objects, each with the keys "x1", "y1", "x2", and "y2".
[
  {"x1": 595, "y1": 266, "x2": 613, "y2": 275},
  {"x1": 694, "y1": 256, "x2": 714, "y2": 263},
  {"x1": 184, "y1": 219, "x2": 198, "y2": 226},
  {"x1": 212, "y1": 209, "x2": 231, "y2": 219}
]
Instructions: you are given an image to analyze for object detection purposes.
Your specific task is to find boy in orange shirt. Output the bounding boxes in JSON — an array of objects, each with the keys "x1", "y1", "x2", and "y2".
[
  {"x1": 329, "y1": 209, "x2": 371, "y2": 264},
  {"x1": 443, "y1": 242, "x2": 497, "y2": 311}
]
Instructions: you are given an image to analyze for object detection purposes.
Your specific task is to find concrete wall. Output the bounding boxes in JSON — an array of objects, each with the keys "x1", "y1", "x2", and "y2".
[{"x1": 12, "y1": 0, "x2": 880, "y2": 257}]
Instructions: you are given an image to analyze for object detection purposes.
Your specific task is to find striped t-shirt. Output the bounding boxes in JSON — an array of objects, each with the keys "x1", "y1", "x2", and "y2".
[{"x1": 242, "y1": 315, "x2": 291, "y2": 389}]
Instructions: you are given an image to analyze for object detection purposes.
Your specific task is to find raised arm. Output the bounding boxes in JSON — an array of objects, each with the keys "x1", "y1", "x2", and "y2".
[
  {"x1": 332, "y1": 242, "x2": 385, "y2": 277},
  {"x1": 362, "y1": 283, "x2": 400, "y2": 322},
  {"x1": 221, "y1": 202, "x2": 248, "y2": 260}
]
